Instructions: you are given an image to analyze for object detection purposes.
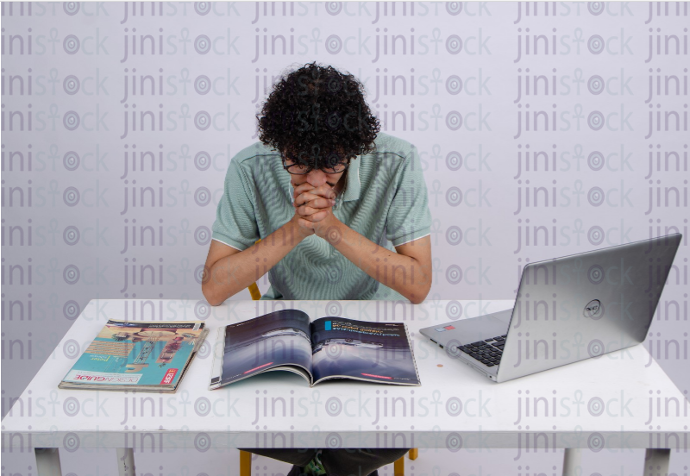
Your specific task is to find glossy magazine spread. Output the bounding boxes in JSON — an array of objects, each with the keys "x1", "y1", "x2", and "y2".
[{"x1": 209, "y1": 309, "x2": 420, "y2": 389}]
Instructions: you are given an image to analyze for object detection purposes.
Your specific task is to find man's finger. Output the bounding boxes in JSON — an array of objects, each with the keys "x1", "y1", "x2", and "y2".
[
  {"x1": 296, "y1": 205, "x2": 319, "y2": 216},
  {"x1": 298, "y1": 217, "x2": 315, "y2": 229},
  {"x1": 312, "y1": 197, "x2": 336, "y2": 209},
  {"x1": 292, "y1": 183, "x2": 316, "y2": 197},
  {"x1": 294, "y1": 192, "x2": 320, "y2": 207},
  {"x1": 294, "y1": 183, "x2": 334, "y2": 198},
  {"x1": 297, "y1": 198, "x2": 336, "y2": 215},
  {"x1": 297, "y1": 204, "x2": 333, "y2": 218},
  {"x1": 294, "y1": 190, "x2": 335, "y2": 207},
  {"x1": 295, "y1": 194, "x2": 335, "y2": 208},
  {"x1": 309, "y1": 184, "x2": 336, "y2": 199},
  {"x1": 300, "y1": 210, "x2": 329, "y2": 222}
]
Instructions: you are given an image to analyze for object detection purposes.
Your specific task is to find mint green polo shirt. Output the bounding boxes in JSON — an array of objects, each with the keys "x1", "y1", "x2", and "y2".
[{"x1": 211, "y1": 132, "x2": 432, "y2": 301}]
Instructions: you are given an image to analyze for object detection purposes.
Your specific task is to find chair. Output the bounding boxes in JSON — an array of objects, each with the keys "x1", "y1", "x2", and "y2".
[
  {"x1": 240, "y1": 450, "x2": 417, "y2": 476},
  {"x1": 239, "y1": 239, "x2": 418, "y2": 475}
]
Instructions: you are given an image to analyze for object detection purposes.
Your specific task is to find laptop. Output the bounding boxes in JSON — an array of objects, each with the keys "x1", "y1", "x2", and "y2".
[{"x1": 420, "y1": 233, "x2": 682, "y2": 383}]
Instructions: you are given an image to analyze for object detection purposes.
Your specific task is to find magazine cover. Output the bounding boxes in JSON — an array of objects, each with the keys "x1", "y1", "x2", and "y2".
[{"x1": 59, "y1": 319, "x2": 208, "y2": 392}]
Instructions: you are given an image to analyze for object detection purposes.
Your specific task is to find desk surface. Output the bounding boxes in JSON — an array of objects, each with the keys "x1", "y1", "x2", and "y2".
[{"x1": 2, "y1": 299, "x2": 688, "y2": 452}]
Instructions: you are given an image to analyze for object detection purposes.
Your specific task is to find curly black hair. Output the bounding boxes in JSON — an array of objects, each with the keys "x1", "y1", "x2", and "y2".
[{"x1": 256, "y1": 62, "x2": 381, "y2": 169}]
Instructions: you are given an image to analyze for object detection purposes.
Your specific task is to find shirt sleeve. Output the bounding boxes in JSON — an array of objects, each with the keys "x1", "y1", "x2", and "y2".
[
  {"x1": 385, "y1": 143, "x2": 433, "y2": 247},
  {"x1": 211, "y1": 157, "x2": 260, "y2": 251}
]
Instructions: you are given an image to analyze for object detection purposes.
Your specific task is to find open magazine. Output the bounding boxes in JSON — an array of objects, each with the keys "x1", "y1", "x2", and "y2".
[
  {"x1": 59, "y1": 319, "x2": 208, "y2": 393},
  {"x1": 209, "y1": 309, "x2": 420, "y2": 389}
]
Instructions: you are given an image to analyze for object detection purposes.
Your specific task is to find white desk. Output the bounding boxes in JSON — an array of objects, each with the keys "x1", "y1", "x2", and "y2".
[{"x1": 2, "y1": 299, "x2": 687, "y2": 476}]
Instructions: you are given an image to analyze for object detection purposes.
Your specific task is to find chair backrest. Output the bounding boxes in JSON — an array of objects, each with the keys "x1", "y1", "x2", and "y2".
[{"x1": 247, "y1": 239, "x2": 262, "y2": 300}]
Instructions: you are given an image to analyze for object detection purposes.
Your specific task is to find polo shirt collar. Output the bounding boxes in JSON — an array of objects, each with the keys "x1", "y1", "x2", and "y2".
[{"x1": 342, "y1": 155, "x2": 361, "y2": 202}]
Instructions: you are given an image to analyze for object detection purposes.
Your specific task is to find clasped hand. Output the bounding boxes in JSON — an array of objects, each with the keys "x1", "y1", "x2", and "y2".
[{"x1": 291, "y1": 183, "x2": 339, "y2": 238}]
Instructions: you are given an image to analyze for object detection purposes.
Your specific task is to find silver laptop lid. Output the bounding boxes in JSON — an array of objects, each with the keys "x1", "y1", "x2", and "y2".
[{"x1": 496, "y1": 233, "x2": 682, "y2": 383}]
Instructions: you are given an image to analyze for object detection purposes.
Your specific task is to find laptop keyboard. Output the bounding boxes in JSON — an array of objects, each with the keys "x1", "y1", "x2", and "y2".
[{"x1": 458, "y1": 335, "x2": 506, "y2": 367}]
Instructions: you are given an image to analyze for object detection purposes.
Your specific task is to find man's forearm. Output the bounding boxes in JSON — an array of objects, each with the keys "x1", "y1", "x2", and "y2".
[
  {"x1": 322, "y1": 221, "x2": 431, "y2": 304},
  {"x1": 203, "y1": 218, "x2": 308, "y2": 306}
]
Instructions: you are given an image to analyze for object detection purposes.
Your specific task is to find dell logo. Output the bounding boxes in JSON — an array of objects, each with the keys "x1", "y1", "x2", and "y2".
[{"x1": 583, "y1": 299, "x2": 603, "y2": 319}]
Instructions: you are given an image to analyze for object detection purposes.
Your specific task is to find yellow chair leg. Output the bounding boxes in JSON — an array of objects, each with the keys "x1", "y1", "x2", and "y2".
[
  {"x1": 394, "y1": 455, "x2": 405, "y2": 476},
  {"x1": 240, "y1": 450, "x2": 252, "y2": 476},
  {"x1": 408, "y1": 448, "x2": 418, "y2": 460},
  {"x1": 248, "y1": 282, "x2": 262, "y2": 300},
  {"x1": 247, "y1": 239, "x2": 263, "y2": 301}
]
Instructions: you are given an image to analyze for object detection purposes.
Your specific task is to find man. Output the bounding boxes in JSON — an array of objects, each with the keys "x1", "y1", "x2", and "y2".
[
  {"x1": 202, "y1": 62, "x2": 432, "y2": 476},
  {"x1": 202, "y1": 62, "x2": 432, "y2": 305}
]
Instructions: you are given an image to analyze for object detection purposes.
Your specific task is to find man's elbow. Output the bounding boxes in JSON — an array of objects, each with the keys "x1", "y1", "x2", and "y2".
[
  {"x1": 202, "y1": 285, "x2": 216, "y2": 306},
  {"x1": 202, "y1": 281, "x2": 224, "y2": 307},
  {"x1": 408, "y1": 292, "x2": 429, "y2": 305},
  {"x1": 407, "y1": 282, "x2": 431, "y2": 305},
  {"x1": 413, "y1": 269, "x2": 433, "y2": 304}
]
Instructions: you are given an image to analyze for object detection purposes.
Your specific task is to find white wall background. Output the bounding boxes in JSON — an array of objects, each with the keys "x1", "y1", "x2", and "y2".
[{"x1": 2, "y1": 1, "x2": 688, "y2": 473}]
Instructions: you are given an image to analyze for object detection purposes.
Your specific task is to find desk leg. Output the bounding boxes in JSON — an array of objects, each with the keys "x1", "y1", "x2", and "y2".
[
  {"x1": 35, "y1": 448, "x2": 63, "y2": 476},
  {"x1": 562, "y1": 448, "x2": 581, "y2": 476},
  {"x1": 116, "y1": 448, "x2": 136, "y2": 476},
  {"x1": 644, "y1": 449, "x2": 671, "y2": 476}
]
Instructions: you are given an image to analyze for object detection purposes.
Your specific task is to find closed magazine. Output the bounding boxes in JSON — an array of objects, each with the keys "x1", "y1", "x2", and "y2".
[
  {"x1": 59, "y1": 319, "x2": 208, "y2": 393},
  {"x1": 209, "y1": 309, "x2": 420, "y2": 389}
]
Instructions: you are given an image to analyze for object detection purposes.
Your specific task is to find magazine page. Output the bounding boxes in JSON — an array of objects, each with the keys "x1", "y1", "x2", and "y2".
[
  {"x1": 209, "y1": 327, "x2": 226, "y2": 389},
  {"x1": 264, "y1": 365, "x2": 312, "y2": 384},
  {"x1": 59, "y1": 320, "x2": 206, "y2": 390},
  {"x1": 310, "y1": 317, "x2": 421, "y2": 386},
  {"x1": 216, "y1": 309, "x2": 313, "y2": 387},
  {"x1": 209, "y1": 331, "x2": 312, "y2": 389}
]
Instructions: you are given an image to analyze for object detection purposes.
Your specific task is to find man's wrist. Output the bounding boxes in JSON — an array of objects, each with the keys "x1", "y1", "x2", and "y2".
[
  {"x1": 287, "y1": 214, "x2": 314, "y2": 240},
  {"x1": 316, "y1": 214, "x2": 344, "y2": 245}
]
